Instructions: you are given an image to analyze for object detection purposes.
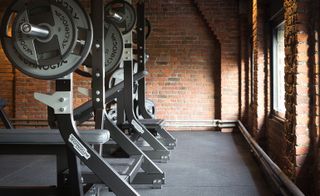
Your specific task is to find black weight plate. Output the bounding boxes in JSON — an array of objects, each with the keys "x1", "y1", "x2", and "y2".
[
  {"x1": 132, "y1": 18, "x2": 151, "y2": 44},
  {"x1": 83, "y1": 21, "x2": 123, "y2": 75},
  {"x1": 145, "y1": 18, "x2": 151, "y2": 39},
  {"x1": 135, "y1": 99, "x2": 155, "y2": 119},
  {"x1": 12, "y1": 1, "x2": 76, "y2": 66},
  {"x1": 0, "y1": 0, "x2": 93, "y2": 80},
  {"x1": 104, "y1": 21, "x2": 124, "y2": 74},
  {"x1": 108, "y1": 68, "x2": 123, "y2": 89},
  {"x1": 106, "y1": 104, "x2": 117, "y2": 124},
  {"x1": 105, "y1": 0, "x2": 137, "y2": 35}
]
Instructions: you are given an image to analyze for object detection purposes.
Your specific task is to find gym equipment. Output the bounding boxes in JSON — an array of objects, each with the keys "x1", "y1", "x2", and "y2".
[
  {"x1": 108, "y1": 66, "x2": 138, "y2": 101},
  {"x1": 105, "y1": 0, "x2": 137, "y2": 35},
  {"x1": 73, "y1": 0, "x2": 170, "y2": 162},
  {"x1": 133, "y1": 18, "x2": 151, "y2": 43},
  {"x1": 0, "y1": 99, "x2": 13, "y2": 129},
  {"x1": 0, "y1": 0, "x2": 93, "y2": 80},
  {"x1": 0, "y1": 90, "x2": 111, "y2": 196},
  {"x1": 77, "y1": 0, "x2": 164, "y2": 194},
  {"x1": 36, "y1": 74, "x2": 150, "y2": 196},
  {"x1": 116, "y1": 59, "x2": 171, "y2": 162},
  {"x1": 134, "y1": 2, "x2": 177, "y2": 149},
  {"x1": 135, "y1": 99, "x2": 155, "y2": 119},
  {"x1": 108, "y1": 68, "x2": 125, "y2": 88},
  {"x1": 82, "y1": 20, "x2": 124, "y2": 75},
  {"x1": 74, "y1": 70, "x2": 148, "y2": 125},
  {"x1": 0, "y1": 0, "x2": 168, "y2": 194},
  {"x1": 106, "y1": 103, "x2": 117, "y2": 124},
  {"x1": 145, "y1": 18, "x2": 152, "y2": 39}
]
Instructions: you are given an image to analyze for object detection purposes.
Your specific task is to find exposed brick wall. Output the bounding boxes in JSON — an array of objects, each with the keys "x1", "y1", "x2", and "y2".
[
  {"x1": 293, "y1": 0, "x2": 320, "y2": 194},
  {"x1": 283, "y1": 1, "x2": 316, "y2": 191},
  {"x1": 239, "y1": 12, "x2": 249, "y2": 123},
  {"x1": 251, "y1": 0, "x2": 268, "y2": 140},
  {"x1": 242, "y1": 0, "x2": 320, "y2": 194},
  {"x1": 267, "y1": 117, "x2": 287, "y2": 170},
  {"x1": 145, "y1": 0, "x2": 221, "y2": 126},
  {"x1": 314, "y1": 0, "x2": 320, "y2": 193},
  {"x1": 194, "y1": 0, "x2": 240, "y2": 120}
]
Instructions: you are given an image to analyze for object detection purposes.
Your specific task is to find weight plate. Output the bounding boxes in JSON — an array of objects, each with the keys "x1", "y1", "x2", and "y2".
[
  {"x1": 135, "y1": 99, "x2": 155, "y2": 119},
  {"x1": 145, "y1": 18, "x2": 151, "y2": 39},
  {"x1": 0, "y1": 0, "x2": 93, "y2": 80},
  {"x1": 133, "y1": 18, "x2": 151, "y2": 44},
  {"x1": 108, "y1": 67, "x2": 138, "y2": 99},
  {"x1": 13, "y1": 2, "x2": 76, "y2": 66},
  {"x1": 108, "y1": 68, "x2": 124, "y2": 89},
  {"x1": 82, "y1": 20, "x2": 123, "y2": 75},
  {"x1": 106, "y1": 104, "x2": 117, "y2": 124},
  {"x1": 105, "y1": 0, "x2": 137, "y2": 35},
  {"x1": 108, "y1": 62, "x2": 138, "y2": 88},
  {"x1": 105, "y1": 21, "x2": 124, "y2": 74}
]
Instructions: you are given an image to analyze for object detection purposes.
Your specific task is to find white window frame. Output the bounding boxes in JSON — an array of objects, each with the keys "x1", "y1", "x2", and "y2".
[{"x1": 272, "y1": 22, "x2": 286, "y2": 115}]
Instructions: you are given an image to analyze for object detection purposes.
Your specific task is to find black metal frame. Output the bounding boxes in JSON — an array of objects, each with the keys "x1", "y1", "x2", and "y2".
[
  {"x1": 119, "y1": 59, "x2": 171, "y2": 162},
  {"x1": 0, "y1": 1, "x2": 168, "y2": 195},
  {"x1": 91, "y1": 0, "x2": 107, "y2": 129},
  {"x1": 0, "y1": 144, "x2": 74, "y2": 196},
  {"x1": 0, "y1": 99, "x2": 13, "y2": 129},
  {"x1": 134, "y1": 1, "x2": 177, "y2": 149}
]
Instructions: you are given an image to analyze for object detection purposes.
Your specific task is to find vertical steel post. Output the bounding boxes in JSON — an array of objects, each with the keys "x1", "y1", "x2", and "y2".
[
  {"x1": 136, "y1": 1, "x2": 152, "y2": 119},
  {"x1": 91, "y1": 0, "x2": 106, "y2": 129}
]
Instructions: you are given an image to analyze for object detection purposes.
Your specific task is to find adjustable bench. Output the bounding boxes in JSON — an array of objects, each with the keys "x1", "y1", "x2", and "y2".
[{"x1": 0, "y1": 129, "x2": 109, "y2": 144}]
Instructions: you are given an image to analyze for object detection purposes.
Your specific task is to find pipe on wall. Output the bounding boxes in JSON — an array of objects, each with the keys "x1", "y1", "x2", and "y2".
[
  {"x1": 166, "y1": 119, "x2": 305, "y2": 196},
  {"x1": 236, "y1": 121, "x2": 304, "y2": 196}
]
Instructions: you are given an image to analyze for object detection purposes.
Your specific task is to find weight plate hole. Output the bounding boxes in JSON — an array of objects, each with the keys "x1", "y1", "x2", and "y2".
[
  {"x1": 38, "y1": 50, "x2": 60, "y2": 61},
  {"x1": 77, "y1": 28, "x2": 87, "y2": 43},
  {"x1": 73, "y1": 42, "x2": 83, "y2": 56},
  {"x1": 73, "y1": 28, "x2": 88, "y2": 55}
]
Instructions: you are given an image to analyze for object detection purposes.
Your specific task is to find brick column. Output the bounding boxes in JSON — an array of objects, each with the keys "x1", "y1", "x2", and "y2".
[
  {"x1": 251, "y1": 0, "x2": 267, "y2": 139},
  {"x1": 284, "y1": 1, "x2": 314, "y2": 190}
]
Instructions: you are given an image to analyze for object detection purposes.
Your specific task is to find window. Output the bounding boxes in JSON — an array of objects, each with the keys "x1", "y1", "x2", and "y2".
[{"x1": 272, "y1": 22, "x2": 285, "y2": 114}]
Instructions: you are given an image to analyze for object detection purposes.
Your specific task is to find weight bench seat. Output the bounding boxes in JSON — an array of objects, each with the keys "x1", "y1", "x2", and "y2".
[{"x1": 0, "y1": 129, "x2": 110, "y2": 144}]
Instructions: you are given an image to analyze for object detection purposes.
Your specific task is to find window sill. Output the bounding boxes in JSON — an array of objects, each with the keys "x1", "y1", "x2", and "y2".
[{"x1": 269, "y1": 112, "x2": 286, "y2": 124}]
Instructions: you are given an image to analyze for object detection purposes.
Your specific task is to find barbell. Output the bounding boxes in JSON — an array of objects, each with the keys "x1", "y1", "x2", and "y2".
[{"x1": 0, "y1": 0, "x2": 93, "y2": 80}]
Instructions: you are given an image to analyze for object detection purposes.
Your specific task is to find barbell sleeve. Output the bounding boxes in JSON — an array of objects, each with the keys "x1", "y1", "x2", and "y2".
[
  {"x1": 20, "y1": 22, "x2": 50, "y2": 39},
  {"x1": 107, "y1": 10, "x2": 123, "y2": 22}
]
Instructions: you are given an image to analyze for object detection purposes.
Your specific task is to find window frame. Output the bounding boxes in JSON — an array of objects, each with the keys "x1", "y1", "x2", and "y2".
[{"x1": 270, "y1": 10, "x2": 285, "y2": 118}]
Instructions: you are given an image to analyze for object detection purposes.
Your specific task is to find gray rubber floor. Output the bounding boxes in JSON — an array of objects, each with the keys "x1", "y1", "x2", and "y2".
[{"x1": 0, "y1": 131, "x2": 273, "y2": 196}]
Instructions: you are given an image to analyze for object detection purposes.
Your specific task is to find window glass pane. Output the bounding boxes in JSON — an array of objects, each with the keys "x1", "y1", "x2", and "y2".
[{"x1": 273, "y1": 23, "x2": 285, "y2": 113}]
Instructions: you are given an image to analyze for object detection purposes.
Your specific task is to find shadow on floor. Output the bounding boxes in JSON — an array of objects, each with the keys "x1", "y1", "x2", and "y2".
[{"x1": 0, "y1": 131, "x2": 274, "y2": 196}]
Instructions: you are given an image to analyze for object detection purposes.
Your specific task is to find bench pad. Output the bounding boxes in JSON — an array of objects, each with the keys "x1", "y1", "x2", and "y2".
[{"x1": 0, "y1": 129, "x2": 110, "y2": 145}]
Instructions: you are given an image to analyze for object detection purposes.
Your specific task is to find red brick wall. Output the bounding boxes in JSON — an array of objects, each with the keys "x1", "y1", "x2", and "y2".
[
  {"x1": 194, "y1": 0, "x2": 240, "y2": 120},
  {"x1": 251, "y1": 0, "x2": 269, "y2": 141},
  {"x1": 242, "y1": 0, "x2": 320, "y2": 194},
  {"x1": 144, "y1": 0, "x2": 222, "y2": 125}
]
